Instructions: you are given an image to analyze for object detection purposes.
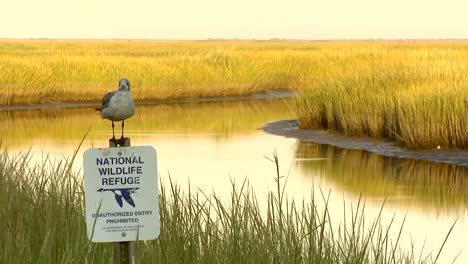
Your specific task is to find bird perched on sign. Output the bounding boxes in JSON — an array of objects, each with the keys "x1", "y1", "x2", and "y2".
[{"x1": 97, "y1": 78, "x2": 135, "y2": 143}]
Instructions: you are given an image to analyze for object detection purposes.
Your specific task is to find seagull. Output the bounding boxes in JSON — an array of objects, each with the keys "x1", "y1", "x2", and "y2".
[{"x1": 97, "y1": 78, "x2": 135, "y2": 142}]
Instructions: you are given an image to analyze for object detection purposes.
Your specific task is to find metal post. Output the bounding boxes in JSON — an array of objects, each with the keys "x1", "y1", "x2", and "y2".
[
  {"x1": 110, "y1": 137, "x2": 137, "y2": 264},
  {"x1": 113, "y1": 242, "x2": 136, "y2": 264}
]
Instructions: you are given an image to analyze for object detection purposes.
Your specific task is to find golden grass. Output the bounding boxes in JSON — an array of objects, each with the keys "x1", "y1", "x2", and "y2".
[
  {"x1": 292, "y1": 42, "x2": 468, "y2": 149},
  {"x1": 1, "y1": 40, "x2": 467, "y2": 149},
  {"x1": 0, "y1": 40, "x2": 301, "y2": 105}
]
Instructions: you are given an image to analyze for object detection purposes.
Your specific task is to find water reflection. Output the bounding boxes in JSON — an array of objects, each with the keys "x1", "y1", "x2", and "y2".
[
  {"x1": 2, "y1": 99, "x2": 467, "y2": 216},
  {"x1": 0, "y1": 99, "x2": 299, "y2": 196},
  {"x1": 295, "y1": 141, "x2": 468, "y2": 215},
  {"x1": 0, "y1": 99, "x2": 294, "y2": 146}
]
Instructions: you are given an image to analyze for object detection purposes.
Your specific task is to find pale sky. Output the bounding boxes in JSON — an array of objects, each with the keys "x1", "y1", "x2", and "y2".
[{"x1": 2, "y1": 0, "x2": 468, "y2": 40}]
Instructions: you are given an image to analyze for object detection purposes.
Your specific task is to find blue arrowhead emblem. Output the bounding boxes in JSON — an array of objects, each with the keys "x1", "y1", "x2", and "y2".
[{"x1": 97, "y1": 188, "x2": 139, "y2": 207}]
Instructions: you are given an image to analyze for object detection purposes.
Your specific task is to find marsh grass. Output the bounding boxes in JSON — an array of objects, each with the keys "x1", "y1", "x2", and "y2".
[
  {"x1": 0, "y1": 147, "x2": 455, "y2": 263},
  {"x1": 293, "y1": 45, "x2": 468, "y2": 149},
  {"x1": 1, "y1": 40, "x2": 467, "y2": 149},
  {"x1": 0, "y1": 40, "x2": 299, "y2": 105}
]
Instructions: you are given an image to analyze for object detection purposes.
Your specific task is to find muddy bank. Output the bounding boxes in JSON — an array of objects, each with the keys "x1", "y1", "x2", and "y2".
[
  {"x1": 0, "y1": 90, "x2": 291, "y2": 111},
  {"x1": 263, "y1": 119, "x2": 468, "y2": 167}
]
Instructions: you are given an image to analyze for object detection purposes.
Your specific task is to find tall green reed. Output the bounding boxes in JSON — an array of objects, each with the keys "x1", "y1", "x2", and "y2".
[{"x1": 0, "y1": 147, "x2": 455, "y2": 263}]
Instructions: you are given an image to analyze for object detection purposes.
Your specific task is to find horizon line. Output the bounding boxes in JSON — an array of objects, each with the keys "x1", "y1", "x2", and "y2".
[{"x1": 1, "y1": 37, "x2": 468, "y2": 42}]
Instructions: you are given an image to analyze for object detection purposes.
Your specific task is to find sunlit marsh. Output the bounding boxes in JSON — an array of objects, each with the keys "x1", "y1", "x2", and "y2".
[
  {"x1": 1, "y1": 40, "x2": 467, "y2": 149},
  {"x1": 1, "y1": 40, "x2": 467, "y2": 262}
]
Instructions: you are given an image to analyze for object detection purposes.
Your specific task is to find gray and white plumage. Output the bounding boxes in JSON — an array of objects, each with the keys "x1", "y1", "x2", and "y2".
[
  {"x1": 100, "y1": 78, "x2": 135, "y2": 121},
  {"x1": 98, "y1": 78, "x2": 135, "y2": 139}
]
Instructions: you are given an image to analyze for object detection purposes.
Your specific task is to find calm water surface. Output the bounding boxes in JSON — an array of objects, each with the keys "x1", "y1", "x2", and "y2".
[{"x1": 1, "y1": 99, "x2": 467, "y2": 263}]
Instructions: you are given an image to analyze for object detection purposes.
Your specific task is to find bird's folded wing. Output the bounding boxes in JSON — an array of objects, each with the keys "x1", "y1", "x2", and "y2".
[{"x1": 101, "y1": 91, "x2": 116, "y2": 109}]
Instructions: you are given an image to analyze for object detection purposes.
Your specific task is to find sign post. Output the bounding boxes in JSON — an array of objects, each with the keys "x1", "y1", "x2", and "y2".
[{"x1": 83, "y1": 138, "x2": 160, "y2": 264}]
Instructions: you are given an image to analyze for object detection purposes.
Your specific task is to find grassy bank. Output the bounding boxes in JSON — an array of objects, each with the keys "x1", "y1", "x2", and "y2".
[
  {"x1": 292, "y1": 43, "x2": 468, "y2": 149},
  {"x1": 0, "y1": 148, "x2": 454, "y2": 263}
]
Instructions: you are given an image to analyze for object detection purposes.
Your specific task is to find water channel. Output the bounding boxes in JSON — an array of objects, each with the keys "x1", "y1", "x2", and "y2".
[{"x1": 1, "y1": 98, "x2": 467, "y2": 263}]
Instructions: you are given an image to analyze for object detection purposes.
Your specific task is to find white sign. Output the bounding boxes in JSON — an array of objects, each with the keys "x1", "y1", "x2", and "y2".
[{"x1": 83, "y1": 146, "x2": 160, "y2": 242}]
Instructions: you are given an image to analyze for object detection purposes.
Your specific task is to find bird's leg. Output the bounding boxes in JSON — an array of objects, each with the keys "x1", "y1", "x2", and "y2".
[
  {"x1": 121, "y1": 120, "x2": 125, "y2": 139},
  {"x1": 112, "y1": 121, "x2": 116, "y2": 140}
]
